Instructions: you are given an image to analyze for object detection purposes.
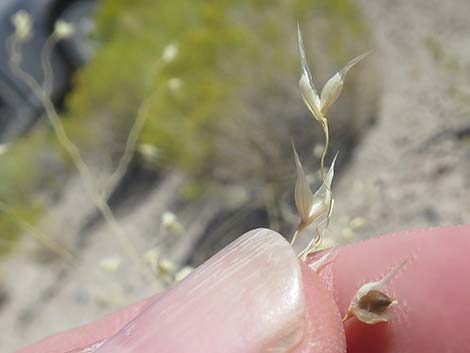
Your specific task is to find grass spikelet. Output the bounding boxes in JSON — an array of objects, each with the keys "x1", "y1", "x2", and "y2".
[
  {"x1": 297, "y1": 24, "x2": 369, "y2": 179},
  {"x1": 344, "y1": 258, "x2": 409, "y2": 324}
]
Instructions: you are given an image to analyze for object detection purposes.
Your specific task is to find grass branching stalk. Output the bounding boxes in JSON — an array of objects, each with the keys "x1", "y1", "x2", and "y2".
[
  {"x1": 298, "y1": 226, "x2": 323, "y2": 261},
  {"x1": 320, "y1": 119, "x2": 329, "y2": 180},
  {"x1": 103, "y1": 93, "x2": 153, "y2": 198},
  {"x1": 103, "y1": 101, "x2": 148, "y2": 197},
  {"x1": 104, "y1": 51, "x2": 166, "y2": 198},
  {"x1": 0, "y1": 201, "x2": 131, "y2": 297},
  {"x1": 40, "y1": 33, "x2": 59, "y2": 94},
  {"x1": 8, "y1": 34, "x2": 155, "y2": 282},
  {"x1": 0, "y1": 201, "x2": 77, "y2": 265},
  {"x1": 39, "y1": 30, "x2": 155, "y2": 204},
  {"x1": 294, "y1": 25, "x2": 368, "y2": 257},
  {"x1": 289, "y1": 222, "x2": 305, "y2": 246}
]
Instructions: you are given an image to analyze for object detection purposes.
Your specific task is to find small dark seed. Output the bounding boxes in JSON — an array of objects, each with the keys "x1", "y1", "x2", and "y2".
[{"x1": 358, "y1": 290, "x2": 393, "y2": 314}]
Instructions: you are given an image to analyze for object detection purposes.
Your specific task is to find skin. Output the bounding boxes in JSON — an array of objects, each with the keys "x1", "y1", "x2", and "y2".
[{"x1": 15, "y1": 224, "x2": 470, "y2": 353}]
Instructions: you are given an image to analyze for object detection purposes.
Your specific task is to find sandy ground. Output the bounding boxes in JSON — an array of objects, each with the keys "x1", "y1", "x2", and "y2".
[
  {"x1": 329, "y1": 0, "x2": 470, "y2": 242},
  {"x1": 1, "y1": 0, "x2": 469, "y2": 351}
]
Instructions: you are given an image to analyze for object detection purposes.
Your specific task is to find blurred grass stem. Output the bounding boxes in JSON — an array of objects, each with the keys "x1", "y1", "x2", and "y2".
[
  {"x1": 8, "y1": 35, "x2": 155, "y2": 282},
  {"x1": 40, "y1": 33, "x2": 59, "y2": 94},
  {"x1": 0, "y1": 201, "x2": 76, "y2": 265}
]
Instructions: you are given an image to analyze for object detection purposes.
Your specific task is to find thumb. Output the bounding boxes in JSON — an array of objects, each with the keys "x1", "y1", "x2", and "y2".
[{"x1": 95, "y1": 228, "x2": 345, "y2": 353}]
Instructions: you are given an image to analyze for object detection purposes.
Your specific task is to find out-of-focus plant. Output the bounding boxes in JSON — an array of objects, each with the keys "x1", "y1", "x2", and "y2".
[
  {"x1": 0, "y1": 0, "x2": 375, "y2": 257},
  {"x1": 66, "y1": 0, "x2": 371, "y2": 176},
  {"x1": 7, "y1": 8, "x2": 178, "y2": 283},
  {"x1": 0, "y1": 129, "x2": 60, "y2": 256}
]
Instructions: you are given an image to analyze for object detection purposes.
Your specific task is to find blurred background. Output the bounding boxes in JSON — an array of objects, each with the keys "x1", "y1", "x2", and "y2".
[{"x1": 0, "y1": 0, "x2": 468, "y2": 350}]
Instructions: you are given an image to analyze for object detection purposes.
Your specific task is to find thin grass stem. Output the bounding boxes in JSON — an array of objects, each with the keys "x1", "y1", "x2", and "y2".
[{"x1": 8, "y1": 35, "x2": 155, "y2": 282}]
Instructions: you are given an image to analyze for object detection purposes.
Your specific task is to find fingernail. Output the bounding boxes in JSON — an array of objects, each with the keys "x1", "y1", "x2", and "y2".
[{"x1": 96, "y1": 228, "x2": 305, "y2": 353}]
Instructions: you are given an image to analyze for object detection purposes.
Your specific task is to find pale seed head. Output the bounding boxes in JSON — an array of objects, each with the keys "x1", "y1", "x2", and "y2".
[
  {"x1": 0, "y1": 144, "x2": 10, "y2": 155},
  {"x1": 319, "y1": 72, "x2": 343, "y2": 115},
  {"x1": 54, "y1": 20, "x2": 75, "y2": 39},
  {"x1": 161, "y1": 211, "x2": 185, "y2": 235},
  {"x1": 158, "y1": 258, "x2": 177, "y2": 276},
  {"x1": 344, "y1": 258, "x2": 409, "y2": 324},
  {"x1": 11, "y1": 10, "x2": 32, "y2": 42},
  {"x1": 319, "y1": 51, "x2": 370, "y2": 115},
  {"x1": 167, "y1": 77, "x2": 182, "y2": 91},
  {"x1": 297, "y1": 24, "x2": 323, "y2": 122},
  {"x1": 292, "y1": 142, "x2": 337, "y2": 249},
  {"x1": 99, "y1": 255, "x2": 122, "y2": 272},
  {"x1": 308, "y1": 153, "x2": 336, "y2": 225},
  {"x1": 292, "y1": 141, "x2": 315, "y2": 225},
  {"x1": 162, "y1": 42, "x2": 179, "y2": 62},
  {"x1": 297, "y1": 23, "x2": 370, "y2": 118},
  {"x1": 174, "y1": 266, "x2": 194, "y2": 282}
]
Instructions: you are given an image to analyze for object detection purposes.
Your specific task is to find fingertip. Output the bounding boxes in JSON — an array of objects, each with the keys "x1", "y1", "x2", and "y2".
[
  {"x1": 14, "y1": 296, "x2": 158, "y2": 353},
  {"x1": 96, "y1": 229, "x2": 307, "y2": 353},
  {"x1": 291, "y1": 262, "x2": 346, "y2": 353},
  {"x1": 312, "y1": 225, "x2": 470, "y2": 353}
]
